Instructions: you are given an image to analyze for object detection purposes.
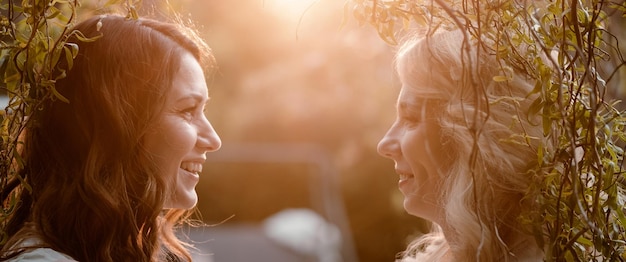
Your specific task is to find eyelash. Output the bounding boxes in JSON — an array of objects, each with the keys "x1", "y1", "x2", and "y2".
[
  {"x1": 179, "y1": 101, "x2": 209, "y2": 121},
  {"x1": 181, "y1": 106, "x2": 199, "y2": 120},
  {"x1": 402, "y1": 114, "x2": 421, "y2": 126}
]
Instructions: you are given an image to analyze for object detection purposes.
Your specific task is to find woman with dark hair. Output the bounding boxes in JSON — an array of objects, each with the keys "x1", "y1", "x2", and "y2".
[
  {"x1": 0, "y1": 14, "x2": 221, "y2": 261},
  {"x1": 378, "y1": 29, "x2": 545, "y2": 261}
]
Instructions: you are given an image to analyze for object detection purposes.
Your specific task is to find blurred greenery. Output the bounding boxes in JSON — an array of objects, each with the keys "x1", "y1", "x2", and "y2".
[{"x1": 0, "y1": 0, "x2": 81, "y2": 244}]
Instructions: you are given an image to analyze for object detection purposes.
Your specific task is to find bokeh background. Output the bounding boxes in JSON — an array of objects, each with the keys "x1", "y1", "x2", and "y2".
[{"x1": 109, "y1": 0, "x2": 427, "y2": 261}]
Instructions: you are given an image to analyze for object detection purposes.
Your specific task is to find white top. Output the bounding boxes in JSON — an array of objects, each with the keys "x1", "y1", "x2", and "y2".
[
  {"x1": 6, "y1": 237, "x2": 76, "y2": 262},
  {"x1": 8, "y1": 247, "x2": 76, "y2": 262}
]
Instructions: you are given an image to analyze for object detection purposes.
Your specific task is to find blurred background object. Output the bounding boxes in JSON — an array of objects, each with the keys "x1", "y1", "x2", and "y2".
[{"x1": 191, "y1": 143, "x2": 355, "y2": 262}]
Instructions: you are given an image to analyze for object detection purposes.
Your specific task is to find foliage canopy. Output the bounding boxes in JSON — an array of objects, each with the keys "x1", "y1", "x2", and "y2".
[
  {"x1": 347, "y1": 0, "x2": 626, "y2": 260},
  {"x1": 0, "y1": 0, "x2": 142, "y2": 244}
]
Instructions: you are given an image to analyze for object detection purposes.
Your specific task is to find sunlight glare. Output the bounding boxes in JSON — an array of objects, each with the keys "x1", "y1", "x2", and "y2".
[{"x1": 265, "y1": 0, "x2": 319, "y2": 21}]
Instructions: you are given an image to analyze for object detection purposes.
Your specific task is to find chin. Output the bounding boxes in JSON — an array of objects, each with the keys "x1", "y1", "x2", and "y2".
[
  {"x1": 165, "y1": 193, "x2": 198, "y2": 209},
  {"x1": 404, "y1": 199, "x2": 436, "y2": 221}
]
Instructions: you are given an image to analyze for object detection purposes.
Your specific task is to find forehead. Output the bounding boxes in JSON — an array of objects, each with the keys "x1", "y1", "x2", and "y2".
[
  {"x1": 397, "y1": 86, "x2": 429, "y2": 106},
  {"x1": 397, "y1": 86, "x2": 443, "y2": 114},
  {"x1": 167, "y1": 53, "x2": 208, "y2": 99}
]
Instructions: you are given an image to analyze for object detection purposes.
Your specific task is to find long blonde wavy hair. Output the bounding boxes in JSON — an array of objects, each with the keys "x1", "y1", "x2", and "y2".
[{"x1": 395, "y1": 29, "x2": 545, "y2": 261}]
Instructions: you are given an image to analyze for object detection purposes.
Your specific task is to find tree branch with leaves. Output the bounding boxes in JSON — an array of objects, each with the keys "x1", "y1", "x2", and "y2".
[
  {"x1": 0, "y1": 0, "x2": 143, "y2": 245},
  {"x1": 347, "y1": 0, "x2": 626, "y2": 260}
]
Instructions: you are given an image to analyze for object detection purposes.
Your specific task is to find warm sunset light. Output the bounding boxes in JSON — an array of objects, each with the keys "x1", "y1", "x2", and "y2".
[
  {"x1": 264, "y1": 0, "x2": 320, "y2": 21},
  {"x1": 7, "y1": 0, "x2": 626, "y2": 261},
  {"x1": 137, "y1": 1, "x2": 400, "y2": 261}
]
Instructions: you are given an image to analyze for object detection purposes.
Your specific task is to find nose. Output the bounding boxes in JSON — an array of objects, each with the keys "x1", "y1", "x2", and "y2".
[
  {"x1": 377, "y1": 125, "x2": 400, "y2": 159},
  {"x1": 198, "y1": 115, "x2": 222, "y2": 152}
]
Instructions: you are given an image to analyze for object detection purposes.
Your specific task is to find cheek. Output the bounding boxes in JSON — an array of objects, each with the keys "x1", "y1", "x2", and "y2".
[
  {"x1": 423, "y1": 122, "x2": 447, "y2": 167},
  {"x1": 435, "y1": 125, "x2": 461, "y2": 169},
  {"x1": 404, "y1": 124, "x2": 447, "y2": 174},
  {"x1": 144, "y1": 121, "x2": 196, "y2": 160},
  {"x1": 403, "y1": 127, "x2": 436, "y2": 158}
]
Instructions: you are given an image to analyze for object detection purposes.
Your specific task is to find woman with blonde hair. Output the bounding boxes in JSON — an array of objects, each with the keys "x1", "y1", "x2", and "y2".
[
  {"x1": 0, "y1": 14, "x2": 221, "y2": 261},
  {"x1": 377, "y1": 29, "x2": 545, "y2": 261}
]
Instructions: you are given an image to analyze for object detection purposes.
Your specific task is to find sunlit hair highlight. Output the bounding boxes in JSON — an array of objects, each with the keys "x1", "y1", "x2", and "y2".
[
  {"x1": 0, "y1": 15, "x2": 215, "y2": 262},
  {"x1": 395, "y1": 29, "x2": 544, "y2": 261}
]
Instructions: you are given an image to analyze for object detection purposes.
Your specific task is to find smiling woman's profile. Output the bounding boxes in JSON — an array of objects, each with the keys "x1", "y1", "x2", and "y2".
[
  {"x1": 378, "y1": 29, "x2": 545, "y2": 261},
  {"x1": 0, "y1": 15, "x2": 221, "y2": 262},
  {"x1": 144, "y1": 53, "x2": 220, "y2": 210}
]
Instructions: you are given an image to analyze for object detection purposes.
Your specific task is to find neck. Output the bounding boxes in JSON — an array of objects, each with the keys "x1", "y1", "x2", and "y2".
[
  {"x1": 440, "y1": 248, "x2": 455, "y2": 262},
  {"x1": 436, "y1": 220, "x2": 542, "y2": 261},
  {"x1": 437, "y1": 222, "x2": 460, "y2": 260}
]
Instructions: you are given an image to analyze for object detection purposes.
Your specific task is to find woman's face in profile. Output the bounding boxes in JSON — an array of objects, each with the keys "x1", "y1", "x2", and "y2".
[
  {"x1": 143, "y1": 53, "x2": 222, "y2": 209},
  {"x1": 377, "y1": 86, "x2": 447, "y2": 221}
]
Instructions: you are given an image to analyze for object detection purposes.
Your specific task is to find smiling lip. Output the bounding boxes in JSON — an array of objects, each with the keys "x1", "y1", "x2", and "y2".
[
  {"x1": 180, "y1": 158, "x2": 205, "y2": 180},
  {"x1": 398, "y1": 173, "x2": 413, "y2": 182},
  {"x1": 396, "y1": 170, "x2": 415, "y2": 195},
  {"x1": 181, "y1": 162, "x2": 203, "y2": 173},
  {"x1": 396, "y1": 169, "x2": 414, "y2": 181},
  {"x1": 179, "y1": 167, "x2": 200, "y2": 183}
]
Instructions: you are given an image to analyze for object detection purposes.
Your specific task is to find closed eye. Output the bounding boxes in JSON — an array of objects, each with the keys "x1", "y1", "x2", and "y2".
[
  {"x1": 402, "y1": 114, "x2": 420, "y2": 124},
  {"x1": 180, "y1": 106, "x2": 201, "y2": 121},
  {"x1": 397, "y1": 99, "x2": 438, "y2": 126},
  {"x1": 398, "y1": 103, "x2": 422, "y2": 125},
  {"x1": 174, "y1": 95, "x2": 209, "y2": 121}
]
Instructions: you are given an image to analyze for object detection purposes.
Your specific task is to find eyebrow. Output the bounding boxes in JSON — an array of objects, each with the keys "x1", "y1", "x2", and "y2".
[
  {"x1": 398, "y1": 96, "x2": 422, "y2": 111},
  {"x1": 398, "y1": 98, "x2": 438, "y2": 118},
  {"x1": 175, "y1": 94, "x2": 208, "y2": 104}
]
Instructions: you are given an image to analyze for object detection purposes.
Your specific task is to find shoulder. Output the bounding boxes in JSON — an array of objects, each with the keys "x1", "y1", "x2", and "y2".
[
  {"x1": 3, "y1": 234, "x2": 75, "y2": 262},
  {"x1": 7, "y1": 248, "x2": 76, "y2": 262}
]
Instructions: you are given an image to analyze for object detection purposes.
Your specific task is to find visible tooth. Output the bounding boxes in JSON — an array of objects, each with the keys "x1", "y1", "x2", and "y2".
[
  {"x1": 192, "y1": 163, "x2": 202, "y2": 173},
  {"x1": 181, "y1": 162, "x2": 203, "y2": 173}
]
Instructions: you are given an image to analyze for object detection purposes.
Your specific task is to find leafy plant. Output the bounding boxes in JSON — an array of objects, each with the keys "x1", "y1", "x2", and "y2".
[
  {"x1": 0, "y1": 0, "x2": 139, "y2": 244},
  {"x1": 347, "y1": 0, "x2": 626, "y2": 260}
]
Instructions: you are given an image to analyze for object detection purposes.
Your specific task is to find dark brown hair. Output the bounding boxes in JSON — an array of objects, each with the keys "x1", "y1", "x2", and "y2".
[{"x1": 1, "y1": 14, "x2": 215, "y2": 262}]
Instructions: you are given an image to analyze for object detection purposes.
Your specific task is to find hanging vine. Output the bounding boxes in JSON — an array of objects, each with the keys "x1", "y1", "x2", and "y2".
[
  {"x1": 347, "y1": 0, "x2": 626, "y2": 260},
  {"x1": 0, "y1": 0, "x2": 142, "y2": 244}
]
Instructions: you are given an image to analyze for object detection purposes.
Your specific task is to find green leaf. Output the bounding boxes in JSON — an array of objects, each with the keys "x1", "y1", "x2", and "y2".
[{"x1": 493, "y1": 75, "x2": 509, "y2": 82}]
